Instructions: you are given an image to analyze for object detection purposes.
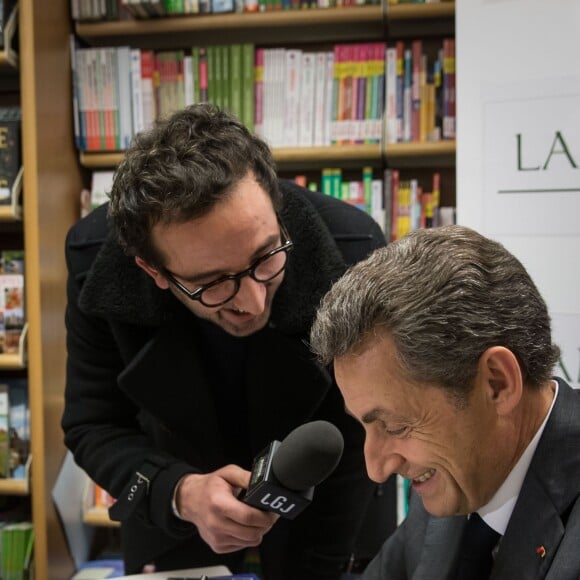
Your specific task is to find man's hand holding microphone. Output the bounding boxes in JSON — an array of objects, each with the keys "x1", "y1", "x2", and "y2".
[{"x1": 173, "y1": 421, "x2": 344, "y2": 554}]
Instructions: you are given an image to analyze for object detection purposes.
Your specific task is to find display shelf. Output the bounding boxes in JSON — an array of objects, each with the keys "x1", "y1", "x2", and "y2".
[
  {"x1": 388, "y1": 1, "x2": 455, "y2": 21},
  {"x1": 83, "y1": 507, "x2": 119, "y2": 528},
  {"x1": 75, "y1": 5, "x2": 386, "y2": 48},
  {"x1": 80, "y1": 142, "x2": 455, "y2": 171}
]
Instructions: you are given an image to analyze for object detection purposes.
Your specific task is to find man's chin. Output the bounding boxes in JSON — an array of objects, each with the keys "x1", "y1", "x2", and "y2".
[{"x1": 217, "y1": 311, "x2": 270, "y2": 337}]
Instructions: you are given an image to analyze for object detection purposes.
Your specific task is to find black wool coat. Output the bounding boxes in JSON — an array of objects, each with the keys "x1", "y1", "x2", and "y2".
[{"x1": 62, "y1": 180, "x2": 389, "y2": 579}]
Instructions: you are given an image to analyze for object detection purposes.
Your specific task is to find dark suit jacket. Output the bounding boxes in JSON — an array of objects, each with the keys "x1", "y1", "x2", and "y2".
[
  {"x1": 362, "y1": 377, "x2": 580, "y2": 580},
  {"x1": 62, "y1": 180, "x2": 391, "y2": 578}
]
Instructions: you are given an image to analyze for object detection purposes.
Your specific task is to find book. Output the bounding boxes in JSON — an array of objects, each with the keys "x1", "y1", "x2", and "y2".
[
  {"x1": 90, "y1": 170, "x2": 115, "y2": 211},
  {"x1": 0, "y1": 0, "x2": 17, "y2": 50},
  {"x1": 0, "y1": 384, "x2": 9, "y2": 478},
  {"x1": 0, "y1": 521, "x2": 34, "y2": 580},
  {"x1": 0, "y1": 273, "x2": 24, "y2": 355},
  {"x1": 4, "y1": 378, "x2": 29, "y2": 480},
  {"x1": 0, "y1": 250, "x2": 23, "y2": 275},
  {"x1": 0, "y1": 107, "x2": 21, "y2": 206}
]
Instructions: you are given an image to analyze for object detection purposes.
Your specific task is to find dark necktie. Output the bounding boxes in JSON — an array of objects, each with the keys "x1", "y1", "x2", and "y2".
[{"x1": 456, "y1": 513, "x2": 501, "y2": 580}]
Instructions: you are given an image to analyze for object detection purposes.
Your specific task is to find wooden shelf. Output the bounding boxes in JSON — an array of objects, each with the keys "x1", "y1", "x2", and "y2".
[
  {"x1": 0, "y1": 457, "x2": 31, "y2": 496},
  {"x1": 76, "y1": 5, "x2": 386, "y2": 47},
  {"x1": 386, "y1": 140, "x2": 455, "y2": 158},
  {"x1": 388, "y1": 1, "x2": 454, "y2": 21},
  {"x1": 0, "y1": 477, "x2": 29, "y2": 495},
  {"x1": 80, "y1": 141, "x2": 455, "y2": 170},
  {"x1": 83, "y1": 507, "x2": 120, "y2": 528}
]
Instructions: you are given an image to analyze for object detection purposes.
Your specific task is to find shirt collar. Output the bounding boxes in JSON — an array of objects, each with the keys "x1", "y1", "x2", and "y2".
[{"x1": 478, "y1": 380, "x2": 558, "y2": 535}]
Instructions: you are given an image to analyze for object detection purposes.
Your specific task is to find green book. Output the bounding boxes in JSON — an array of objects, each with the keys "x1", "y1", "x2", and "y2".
[
  {"x1": 229, "y1": 44, "x2": 242, "y2": 121},
  {"x1": 191, "y1": 46, "x2": 201, "y2": 104},
  {"x1": 241, "y1": 44, "x2": 255, "y2": 132},
  {"x1": 221, "y1": 45, "x2": 230, "y2": 112}
]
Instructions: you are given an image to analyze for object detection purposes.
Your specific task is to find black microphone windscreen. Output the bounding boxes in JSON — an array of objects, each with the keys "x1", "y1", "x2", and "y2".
[{"x1": 271, "y1": 420, "x2": 344, "y2": 492}]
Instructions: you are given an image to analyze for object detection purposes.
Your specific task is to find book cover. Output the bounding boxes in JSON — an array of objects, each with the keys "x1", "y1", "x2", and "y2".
[
  {"x1": 0, "y1": 384, "x2": 9, "y2": 478},
  {"x1": 283, "y1": 49, "x2": 301, "y2": 146},
  {"x1": 297, "y1": 51, "x2": 315, "y2": 147},
  {"x1": 3, "y1": 378, "x2": 29, "y2": 480},
  {"x1": 212, "y1": 0, "x2": 234, "y2": 11},
  {"x1": 140, "y1": 50, "x2": 157, "y2": 130},
  {"x1": 312, "y1": 51, "x2": 329, "y2": 146},
  {"x1": 130, "y1": 48, "x2": 145, "y2": 136},
  {"x1": 241, "y1": 44, "x2": 254, "y2": 132},
  {"x1": 229, "y1": 44, "x2": 242, "y2": 121},
  {"x1": 254, "y1": 47, "x2": 264, "y2": 137},
  {"x1": 0, "y1": 107, "x2": 21, "y2": 205},
  {"x1": 0, "y1": 273, "x2": 24, "y2": 355},
  {"x1": 0, "y1": 250, "x2": 23, "y2": 275},
  {"x1": 385, "y1": 46, "x2": 398, "y2": 144}
]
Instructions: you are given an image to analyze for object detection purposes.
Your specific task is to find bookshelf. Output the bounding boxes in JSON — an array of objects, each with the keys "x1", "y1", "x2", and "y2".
[
  {"x1": 69, "y1": 0, "x2": 456, "y2": 552},
  {"x1": 73, "y1": 2, "x2": 456, "y2": 189},
  {"x1": 6, "y1": 0, "x2": 85, "y2": 579}
]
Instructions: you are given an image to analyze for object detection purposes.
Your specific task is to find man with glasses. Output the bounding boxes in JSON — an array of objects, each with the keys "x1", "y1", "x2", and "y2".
[{"x1": 62, "y1": 104, "x2": 392, "y2": 579}]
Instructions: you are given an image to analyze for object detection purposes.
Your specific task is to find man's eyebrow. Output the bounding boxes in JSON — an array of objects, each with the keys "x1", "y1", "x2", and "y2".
[
  {"x1": 343, "y1": 405, "x2": 384, "y2": 424},
  {"x1": 344, "y1": 405, "x2": 402, "y2": 426}
]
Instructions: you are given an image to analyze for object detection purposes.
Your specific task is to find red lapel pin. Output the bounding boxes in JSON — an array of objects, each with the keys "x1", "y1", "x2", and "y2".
[{"x1": 536, "y1": 545, "x2": 546, "y2": 559}]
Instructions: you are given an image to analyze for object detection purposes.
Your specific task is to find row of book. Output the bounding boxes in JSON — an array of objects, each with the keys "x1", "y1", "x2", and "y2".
[
  {"x1": 0, "y1": 521, "x2": 33, "y2": 580},
  {"x1": 70, "y1": 39, "x2": 456, "y2": 152},
  {"x1": 0, "y1": 378, "x2": 29, "y2": 481},
  {"x1": 0, "y1": 108, "x2": 22, "y2": 209},
  {"x1": 385, "y1": 38, "x2": 455, "y2": 143},
  {"x1": 71, "y1": 0, "x2": 381, "y2": 21},
  {"x1": 290, "y1": 167, "x2": 454, "y2": 241}
]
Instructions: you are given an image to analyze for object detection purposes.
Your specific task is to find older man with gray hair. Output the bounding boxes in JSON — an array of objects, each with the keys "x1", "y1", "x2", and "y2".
[{"x1": 310, "y1": 225, "x2": 580, "y2": 580}]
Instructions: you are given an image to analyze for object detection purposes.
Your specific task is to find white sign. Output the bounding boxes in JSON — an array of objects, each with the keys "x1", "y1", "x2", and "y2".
[{"x1": 483, "y1": 78, "x2": 580, "y2": 236}]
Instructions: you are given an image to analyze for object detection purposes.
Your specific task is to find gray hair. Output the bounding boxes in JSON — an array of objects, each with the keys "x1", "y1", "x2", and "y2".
[{"x1": 310, "y1": 225, "x2": 559, "y2": 399}]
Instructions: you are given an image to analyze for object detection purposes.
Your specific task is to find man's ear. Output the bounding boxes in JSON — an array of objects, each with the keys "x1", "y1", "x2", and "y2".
[
  {"x1": 135, "y1": 257, "x2": 170, "y2": 290},
  {"x1": 478, "y1": 346, "x2": 523, "y2": 416}
]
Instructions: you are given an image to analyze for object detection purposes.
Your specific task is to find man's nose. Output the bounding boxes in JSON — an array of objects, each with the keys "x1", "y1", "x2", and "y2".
[
  {"x1": 232, "y1": 275, "x2": 267, "y2": 314},
  {"x1": 364, "y1": 436, "x2": 405, "y2": 483}
]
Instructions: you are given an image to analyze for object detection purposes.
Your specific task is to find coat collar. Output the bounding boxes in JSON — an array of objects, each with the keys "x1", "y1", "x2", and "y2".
[
  {"x1": 490, "y1": 378, "x2": 580, "y2": 579},
  {"x1": 78, "y1": 182, "x2": 347, "y2": 336},
  {"x1": 413, "y1": 379, "x2": 580, "y2": 580}
]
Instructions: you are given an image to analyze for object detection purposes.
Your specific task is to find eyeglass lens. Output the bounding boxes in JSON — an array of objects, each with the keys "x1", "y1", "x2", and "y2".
[{"x1": 201, "y1": 249, "x2": 288, "y2": 306}]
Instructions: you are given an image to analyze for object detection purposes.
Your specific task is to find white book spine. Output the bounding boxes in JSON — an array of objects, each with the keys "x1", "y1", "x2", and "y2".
[
  {"x1": 371, "y1": 178, "x2": 385, "y2": 233},
  {"x1": 283, "y1": 49, "x2": 301, "y2": 147},
  {"x1": 130, "y1": 49, "x2": 144, "y2": 136},
  {"x1": 116, "y1": 46, "x2": 134, "y2": 149},
  {"x1": 298, "y1": 52, "x2": 315, "y2": 148},
  {"x1": 385, "y1": 46, "x2": 398, "y2": 144},
  {"x1": 183, "y1": 55, "x2": 195, "y2": 106},
  {"x1": 313, "y1": 52, "x2": 328, "y2": 147},
  {"x1": 324, "y1": 52, "x2": 335, "y2": 147}
]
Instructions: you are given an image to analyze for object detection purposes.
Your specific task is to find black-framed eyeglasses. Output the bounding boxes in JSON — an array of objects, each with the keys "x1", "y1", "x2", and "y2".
[{"x1": 163, "y1": 221, "x2": 294, "y2": 308}]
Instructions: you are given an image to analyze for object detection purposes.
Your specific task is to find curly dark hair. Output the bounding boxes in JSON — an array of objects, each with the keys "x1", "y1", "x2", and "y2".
[{"x1": 108, "y1": 104, "x2": 281, "y2": 266}]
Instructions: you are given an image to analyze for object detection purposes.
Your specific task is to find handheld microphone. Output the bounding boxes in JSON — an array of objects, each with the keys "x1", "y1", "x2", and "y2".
[{"x1": 241, "y1": 420, "x2": 344, "y2": 519}]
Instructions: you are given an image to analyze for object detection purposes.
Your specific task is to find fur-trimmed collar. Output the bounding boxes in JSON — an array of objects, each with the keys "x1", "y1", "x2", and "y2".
[{"x1": 78, "y1": 182, "x2": 346, "y2": 336}]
